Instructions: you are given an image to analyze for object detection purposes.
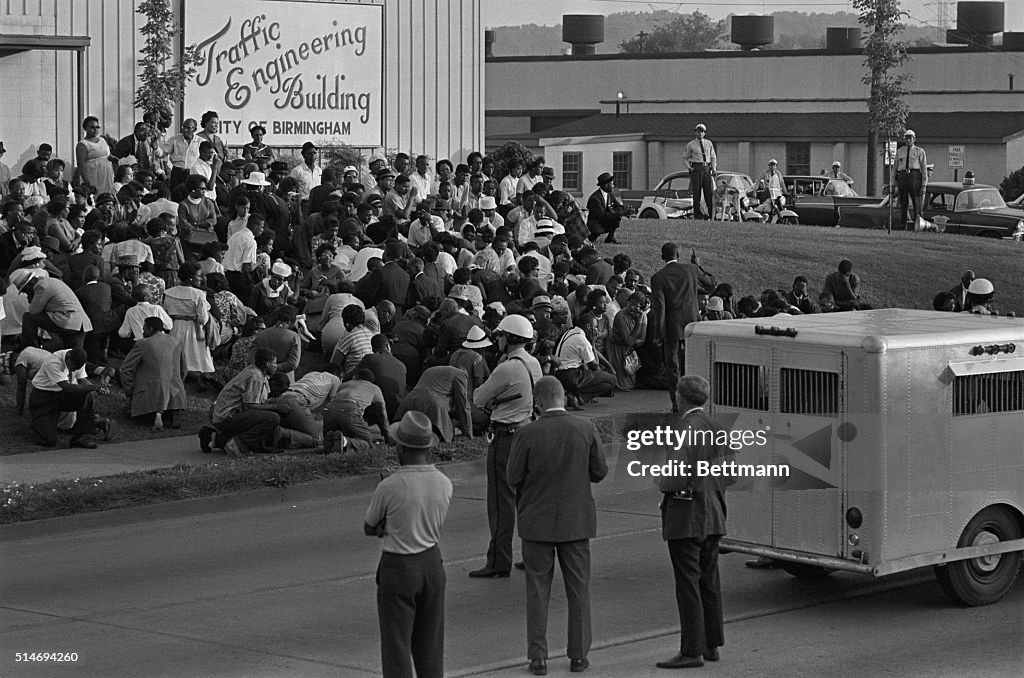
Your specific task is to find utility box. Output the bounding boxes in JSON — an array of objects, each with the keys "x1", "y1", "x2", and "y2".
[{"x1": 684, "y1": 309, "x2": 1024, "y2": 605}]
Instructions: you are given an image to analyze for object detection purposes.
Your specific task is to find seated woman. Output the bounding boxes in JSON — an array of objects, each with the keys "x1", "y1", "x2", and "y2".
[{"x1": 606, "y1": 291, "x2": 649, "y2": 392}]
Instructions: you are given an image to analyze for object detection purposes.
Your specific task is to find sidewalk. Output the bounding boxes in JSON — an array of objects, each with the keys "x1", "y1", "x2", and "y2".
[{"x1": 0, "y1": 389, "x2": 673, "y2": 487}]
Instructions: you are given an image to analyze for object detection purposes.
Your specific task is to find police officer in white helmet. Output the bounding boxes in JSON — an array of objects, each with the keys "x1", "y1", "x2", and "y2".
[{"x1": 469, "y1": 314, "x2": 543, "y2": 578}]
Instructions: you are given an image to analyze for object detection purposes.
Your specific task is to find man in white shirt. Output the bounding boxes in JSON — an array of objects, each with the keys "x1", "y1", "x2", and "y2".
[
  {"x1": 408, "y1": 154, "x2": 434, "y2": 198},
  {"x1": 408, "y1": 198, "x2": 445, "y2": 248},
  {"x1": 498, "y1": 160, "x2": 522, "y2": 214},
  {"x1": 28, "y1": 347, "x2": 104, "y2": 448},
  {"x1": 164, "y1": 118, "x2": 200, "y2": 188},
  {"x1": 289, "y1": 141, "x2": 323, "y2": 200},
  {"x1": 223, "y1": 218, "x2": 263, "y2": 299},
  {"x1": 553, "y1": 325, "x2": 616, "y2": 406},
  {"x1": 118, "y1": 285, "x2": 173, "y2": 342},
  {"x1": 187, "y1": 141, "x2": 222, "y2": 201}
]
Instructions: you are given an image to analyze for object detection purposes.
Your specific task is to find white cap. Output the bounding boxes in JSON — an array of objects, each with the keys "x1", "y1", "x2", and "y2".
[
  {"x1": 271, "y1": 261, "x2": 292, "y2": 277},
  {"x1": 695, "y1": 123, "x2": 707, "y2": 132},
  {"x1": 832, "y1": 161, "x2": 841, "y2": 167},
  {"x1": 343, "y1": 165, "x2": 358, "y2": 174},
  {"x1": 904, "y1": 129, "x2": 915, "y2": 137},
  {"x1": 479, "y1": 196, "x2": 497, "y2": 210},
  {"x1": 967, "y1": 278, "x2": 994, "y2": 295}
]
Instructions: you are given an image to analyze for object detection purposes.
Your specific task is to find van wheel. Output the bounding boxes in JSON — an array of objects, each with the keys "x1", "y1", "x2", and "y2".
[
  {"x1": 934, "y1": 506, "x2": 1022, "y2": 606},
  {"x1": 779, "y1": 562, "x2": 834, "y2": 579},
  {"x1": 639, "y1": 208, "x2": 660, "y2": 219}
]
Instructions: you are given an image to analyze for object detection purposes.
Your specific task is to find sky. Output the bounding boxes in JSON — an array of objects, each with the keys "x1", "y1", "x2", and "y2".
[{"x1": 483, "y1": 1, "x2": 1024, "y2": 34}]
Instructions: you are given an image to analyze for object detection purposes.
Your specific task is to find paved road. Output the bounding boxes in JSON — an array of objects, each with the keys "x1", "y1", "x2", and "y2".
[{"x1": 2, "y1": 442, "x2": 1022, "y2": 677}]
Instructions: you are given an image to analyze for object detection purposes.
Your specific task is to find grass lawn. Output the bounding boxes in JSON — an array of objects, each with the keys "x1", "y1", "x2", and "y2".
[{"x1": 612, "y1": 218, "x2": 1023, "y2": 313}]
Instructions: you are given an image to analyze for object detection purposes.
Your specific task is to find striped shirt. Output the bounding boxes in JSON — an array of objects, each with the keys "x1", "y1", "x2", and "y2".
[{"x1": 331, "y1": 325, "x2": 375, "y2": 378}]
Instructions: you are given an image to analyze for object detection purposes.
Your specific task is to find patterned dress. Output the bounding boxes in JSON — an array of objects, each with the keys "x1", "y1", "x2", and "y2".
[{"x1": 163, "y1": 284, "x2": 215, "y2": 373}]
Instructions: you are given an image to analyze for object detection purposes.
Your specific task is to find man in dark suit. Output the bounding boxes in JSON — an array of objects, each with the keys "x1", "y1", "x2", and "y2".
[
  {"x1": 356, "y1": 334, "x2": 407, "y2": 421},
  {"x1": 356, "y1": 241, "x2": 410, "y2": 310},
  {"x1": 112, "y1": 122, "x2": 153, "y2": 171},
  {"x1": 656, "y1": 375, "x2": 727, "y2": 670},
  {"x1": 585, "y1": 172, "x2": 626, "y2": 244},
  {"x1": 949, "y1": 269, "x2": 975, "y2": 312},
  {"x1": 649, "y1": 243, "x2": 701, "y2": 412},
  {"x1": 74, "y1": 266, "x2": 118, "y2": 363},
  {"x1": 308, "y1": 166, "x2": 340, "y2": 216},
  {"x1": 508, "y1": 376, "x2": 607, "y2": 676}
]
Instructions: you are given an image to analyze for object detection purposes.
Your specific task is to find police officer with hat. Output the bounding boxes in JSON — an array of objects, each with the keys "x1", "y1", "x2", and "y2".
[
  {"x1": 469, "y1": 314, "x2": 542, "y2": 578},
  {"x1": 683, "y1": 124, "x2": 717, "y2": 220},
  {"x1": 895, "y1": 129, "x2": 928, "y2": 230}
]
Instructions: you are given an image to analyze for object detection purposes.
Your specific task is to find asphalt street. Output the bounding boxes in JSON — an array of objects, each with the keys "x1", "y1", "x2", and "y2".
[{"x1": 1, "y1": 441, "x2": 1022, "y2": 677}]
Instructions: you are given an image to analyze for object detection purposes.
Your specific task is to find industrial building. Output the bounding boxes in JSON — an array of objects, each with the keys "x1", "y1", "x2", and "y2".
[{"x1": 486, "y1": 3, "x2": 1024, "y2": 195}]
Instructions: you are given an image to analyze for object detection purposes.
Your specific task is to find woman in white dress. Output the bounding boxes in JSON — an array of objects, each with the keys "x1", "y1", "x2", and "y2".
[
  {"x1": 163, "y1": 261, "x2": 217, "y2": 384},
  {"x1": 74, "y1": 116, "x2": 115, "y2": 194}
]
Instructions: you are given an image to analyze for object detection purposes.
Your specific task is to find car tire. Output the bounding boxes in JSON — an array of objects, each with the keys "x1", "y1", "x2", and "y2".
[
  {"x1": 639, "y1": 208, "x2": 660, "y2": 219},
  {"x1": 934, "y1": 506, "x2": 1022, "y2": 607},
  {"x1": 780, "y1": 216, "x2": 799, "y2": 225}
]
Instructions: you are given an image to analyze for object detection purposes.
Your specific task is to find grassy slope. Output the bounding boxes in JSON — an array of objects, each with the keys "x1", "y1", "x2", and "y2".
[{"x1": 613, "y1": 219, "x2": 1023, "y2": 313}]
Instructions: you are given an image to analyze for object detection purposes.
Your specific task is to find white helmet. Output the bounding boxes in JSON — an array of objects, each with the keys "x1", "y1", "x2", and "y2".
[{"x1": 496, "y1": 314, "x2": 534, "y2": 339}]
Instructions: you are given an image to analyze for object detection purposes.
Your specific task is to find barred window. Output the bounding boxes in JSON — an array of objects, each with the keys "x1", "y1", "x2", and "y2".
[
  {"x1": 786, "y1": 142, "x2": 810, "y2": 175},
  {"x1": 713, "y1": 362, "x2": 769, "y2": 411},
  {"x1": 612, "y1": 152, "x2": 633, "y2": 190},
  {"x1": 953, "y1": 371, "x2": 1024, "y2": 416},
  {"x1": 780, "y1": 368, "x2": 840, "y2": 417},
  {"x1": 562, "y1": 152, "x2": 582, "y2": 191}
]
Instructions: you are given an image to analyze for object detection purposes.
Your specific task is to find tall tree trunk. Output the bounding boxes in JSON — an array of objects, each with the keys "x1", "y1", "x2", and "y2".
[{"x1": 866, "y1": 128, "x2": 878, "y2": 196}]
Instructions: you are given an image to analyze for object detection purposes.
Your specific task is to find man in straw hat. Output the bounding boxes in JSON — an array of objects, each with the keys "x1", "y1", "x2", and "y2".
[{"x1": 364, "y1": 410, "x2": 453, "y2": 678}]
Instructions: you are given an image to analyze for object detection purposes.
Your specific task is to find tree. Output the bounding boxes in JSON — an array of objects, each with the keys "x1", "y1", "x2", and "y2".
[
  {"x1": 999, "y1": 166, "x2": 1024, "y2": 201},
  {"x1": 134, "y1": 0, "x2": 198, "y2": 126},
  {"x1": 490, "y1": 141, "x2": 534, "y2": 181},
  {"x1": 619, "y1": 11, "x2": 726, "y2": 54},
  {"x1": 853, "y1": 0, "x2": 911, "y2": 198}
]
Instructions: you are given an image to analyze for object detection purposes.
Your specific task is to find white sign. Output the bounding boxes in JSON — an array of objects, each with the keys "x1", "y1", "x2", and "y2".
[
  {"x1": 184, "y1": 0, "x2": 384, "y2": 147},
  {"x1": 948, "y1": 145, "x2": 965, "y2": 169},
  {"x1": 883, "y1": 140, "x2": 898, "y2": 166}
]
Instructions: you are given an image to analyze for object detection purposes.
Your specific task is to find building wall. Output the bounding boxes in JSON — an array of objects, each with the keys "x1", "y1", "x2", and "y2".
[
  {"x1": 487, "y1": 49, "x2": 1024, "y2": 118},
  {"x1": 0, "y1": 0, "x2": 484, "y2": 176},
  {"x1": 542, "y1": 136, "x2": 647, "y2": 193}
]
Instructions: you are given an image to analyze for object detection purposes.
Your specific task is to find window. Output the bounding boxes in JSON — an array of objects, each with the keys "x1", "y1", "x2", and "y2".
[
  {"x1": 780, "y1": 368, "x2": 840, "y2": 417},
  {"x1": 953, "y1": 371, "x2": 1024, "y2": 416},
  {"x1": 786, "y1": 142, "x2": 811, "y2": 176},
  {"x1": 713, "y1": 362, "x2": 769, "y2": 411},
  {"x1": 612, "y1": 152, "x2": 633, "y2": 190},
  {"x1": 561, "y1": 152, "x2": 582, "y2": 191}
]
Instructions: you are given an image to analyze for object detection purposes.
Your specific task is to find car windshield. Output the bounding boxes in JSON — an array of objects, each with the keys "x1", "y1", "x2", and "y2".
[{"x1": 955, "y1": 188, "x2": 1006, "y2": 211}]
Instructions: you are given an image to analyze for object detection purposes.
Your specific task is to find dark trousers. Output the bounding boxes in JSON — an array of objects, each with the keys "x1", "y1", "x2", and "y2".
[
  {"x1": 485, "y1": 429, "x2": 517, "y2": 572},
  {"x1": 662, "y1": 340, "x2": 685, "y2": 407},
  {"x1": 523, "y1": 539, "x2": 592, "y2": 661},
  {"x1": 323, "y1": 401, "x2": 374, "y2": 443},
  {"x1": 274, "y1": 393, "x2": 320, "y2": 448},
  {"x1": 555, "y1": 367, "x2": 617, "y2": 403},
  {"x1": 213, "y1": 409, "x2": 280, "y2": 453},
  {"x1": 897, "y1": 169, "x2": 923, "y2": 228},
  {"x1": 667, "y1": 536, "x2": 724, "y2": 657},
  {"x1": 376, "y1": 547, "x2": 446, "y2": 678},
  {"x1": 83, "y1": 331, "x2": 109, "y2": 364},
  {"x1": 690, "y1": 165, "x2": 714, "y2": 219},
  {"x1": 29, "y1": 388, "x2": 96, "y2": 445},
  {"x1": 21, "y1": 312, "x2": 85, "y2": 351},
  {"x1": 225, "y1": 269, "x2": 256, "y2": 303}
]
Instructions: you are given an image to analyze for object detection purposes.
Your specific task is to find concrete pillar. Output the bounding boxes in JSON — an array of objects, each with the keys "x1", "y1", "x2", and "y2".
[
  {"x1": 648, "y1": 141, "x2": 664, "y2": 189},
  {"x1": 737, "y1": 141, "x2": 752, "y2": 176}
]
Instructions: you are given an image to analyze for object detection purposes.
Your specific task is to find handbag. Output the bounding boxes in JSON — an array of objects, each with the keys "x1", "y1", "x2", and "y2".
[
  {"x1": 186, "y1": 228, "x2": 219, "y2": 245},
  {"x1": 624, "y1": 350, "x2": 640, "y2": 377}
]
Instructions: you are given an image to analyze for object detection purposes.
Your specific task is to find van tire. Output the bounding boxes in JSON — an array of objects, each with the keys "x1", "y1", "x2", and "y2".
[
  {"x1": 779, "y1": 562, "x2": 834, "y2": 579},
  {"x1": 934, "y1": 506, "x2": 1022, "y2": 606}
]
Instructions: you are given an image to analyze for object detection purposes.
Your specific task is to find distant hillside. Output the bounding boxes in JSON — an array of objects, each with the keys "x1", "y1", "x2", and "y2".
[{"x1": 487, "y1": 10, "x2": 941, "y2": 56}]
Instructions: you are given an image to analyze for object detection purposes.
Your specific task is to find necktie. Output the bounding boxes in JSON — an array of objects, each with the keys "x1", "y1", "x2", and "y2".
[
  {"x1": 905, "y1": 145, "x2": 910, "y2": 171},
  {"x1": 700, "y1": 141, "x2": 708, "y2": 165}
]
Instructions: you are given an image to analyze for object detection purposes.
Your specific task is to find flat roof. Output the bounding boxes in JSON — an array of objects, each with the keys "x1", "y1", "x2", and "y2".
[{"x1": 0, "y1": 34, "x2": 90, "y2": 52}]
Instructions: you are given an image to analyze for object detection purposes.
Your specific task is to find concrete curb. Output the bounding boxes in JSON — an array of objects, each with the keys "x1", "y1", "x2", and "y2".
[{"x1": 0, "y1": 458, "x2": 487, "y2": 541}]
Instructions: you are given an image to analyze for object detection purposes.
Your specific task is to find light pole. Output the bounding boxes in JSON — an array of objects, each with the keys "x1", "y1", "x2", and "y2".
[{"x1": 615, "y1": 91, "x2": 625, "y2": 117}]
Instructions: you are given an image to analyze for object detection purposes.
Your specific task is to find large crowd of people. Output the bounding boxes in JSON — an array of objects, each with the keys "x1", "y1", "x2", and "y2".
[{"x1": 0, "y1": 110, "x2": 1012, "y2": 451}]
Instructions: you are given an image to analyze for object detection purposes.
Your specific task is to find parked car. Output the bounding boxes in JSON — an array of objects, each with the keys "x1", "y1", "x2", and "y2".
[
  {"x1": 787, "y1": 178, "x2": 865, "y2": 227},
  {"x1": 631, "y1": 170, "x2": 754, "y2": 219},
  {"x1": 838, "y1": 182, "x2": 1024, "y2": 238}
]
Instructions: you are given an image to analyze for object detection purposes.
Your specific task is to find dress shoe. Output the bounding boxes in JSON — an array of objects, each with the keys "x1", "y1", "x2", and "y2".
[
  {"x1": 69, "y1": 437, "x2": 98, "y2": 450},
  {"x1": 198, "y1": 425, "x2": 216, "y2": 454},
  {"x1": 703, "y1": 647, "x2": 720, "y2": 662},
  {"x1": 468, "y1": 567, "x2": 510, "y2": 578},
  {"x1": 656, "y1": 653, "x2": 704, "y2": 669},
  {"x1": 529, "y1": 657, "x2": 547, "y2": 675},
  {"x1": 745, "y1": 556, "x2": 778, "y2": 569},
  {"x1": 570, "y1": 657, "x2": 590, "y2": 672},
  {"x1": 514, "y1": 561, "x2": 526, "y2": 570}
]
